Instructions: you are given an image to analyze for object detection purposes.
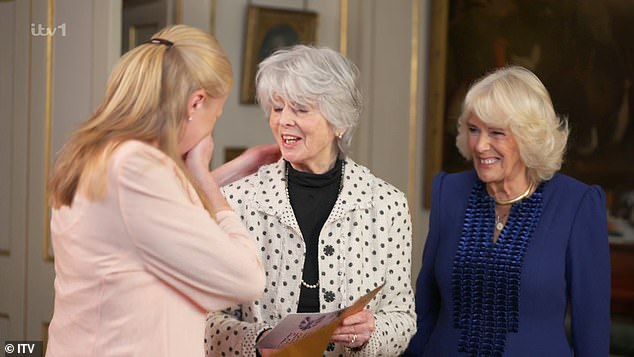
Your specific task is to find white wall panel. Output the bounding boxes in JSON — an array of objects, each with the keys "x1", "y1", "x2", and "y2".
[
  {"x1": 181, "y1": 0, "x2": 211, "y2": 32},
  {"x1": 53, "y1": 0, "x2": 94, "y2": 156},
  {"x1": 346, "y1": 0, "x2": 430, "y2": 284},
  {"x1": 26, "y1": 0, "x2": 94, "y2": 340},
  {"x1": 26, "y1": 0, "x2": 55, "y2": 340},
  {"x1": 0, "y1": 0, "x2": 29, "y2": 341},
  {"x1": 91, "y1": 0, "x2": 121, "y2": 109},
  {"x1": 367, "y1": 1, "x2": 411, "y2": 193},
  {"x1": 0, "y1": 0, "x2": 16, "y2": 254},
  {"x1": 0, "y1": 315, "x2": 10, "y2": 347}
]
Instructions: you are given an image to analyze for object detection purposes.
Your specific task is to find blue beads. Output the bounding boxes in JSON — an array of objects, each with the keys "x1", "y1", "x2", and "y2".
[{"x1": 452, "y1": 181, "x2": 544, "y2": 356}]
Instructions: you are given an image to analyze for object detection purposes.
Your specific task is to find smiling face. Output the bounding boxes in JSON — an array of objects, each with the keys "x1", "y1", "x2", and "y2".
[
  {"x1": 269, "y1": 96, "x2": 338, "y2": 173},
  {"x1": 467, "y1": 114, "x2": 527, "y2": 189}
]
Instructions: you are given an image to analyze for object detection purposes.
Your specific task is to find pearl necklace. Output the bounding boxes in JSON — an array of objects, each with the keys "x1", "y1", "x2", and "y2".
[
  {"x1": 494, "y1": 182, "x2": 534, "y2": 205},
  {"x1": 285, "y1": 160, "x2": 345, "y2": 289},
  {"x1": 301, "y1": 280, "x2": 319, "y2": 289}
]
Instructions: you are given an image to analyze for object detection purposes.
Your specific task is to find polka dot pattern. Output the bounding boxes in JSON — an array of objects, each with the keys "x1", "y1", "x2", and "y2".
[{"x1": 205, "y1": 158, "x2": 416, "y2": 356}]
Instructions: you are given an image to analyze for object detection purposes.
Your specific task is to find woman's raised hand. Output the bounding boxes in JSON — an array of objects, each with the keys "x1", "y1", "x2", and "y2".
[
  {"x1": 212, "y1": 143, "x2": 280, "y2": 187},
  {"x1": 184, "y1": 134, "x2": 215, "y2": 185}
]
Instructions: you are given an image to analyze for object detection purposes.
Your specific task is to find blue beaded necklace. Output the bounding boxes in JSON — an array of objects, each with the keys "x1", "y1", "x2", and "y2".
[{"x1": 451, "y1": 179, "x2": 544, "y2": 356}]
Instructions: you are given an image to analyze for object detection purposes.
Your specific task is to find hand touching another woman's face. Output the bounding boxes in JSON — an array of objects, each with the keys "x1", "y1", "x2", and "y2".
[{"x1": 184, "y1": 134, "x2": 214, "y2": 186}]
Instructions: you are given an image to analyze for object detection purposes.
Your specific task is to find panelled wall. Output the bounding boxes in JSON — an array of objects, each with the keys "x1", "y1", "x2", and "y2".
[
  {"x1": 0, "y1": 0, "x2": 123, "y2": 345},
  {"x1": 0, "y1": 0, "x2": 28, "y2": 346},
  {"x1": 0, "y1": 0, "x2": 431, "y2": 342}
]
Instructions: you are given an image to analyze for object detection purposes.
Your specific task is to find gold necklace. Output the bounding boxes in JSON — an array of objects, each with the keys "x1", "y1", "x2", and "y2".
[{"x1": 494, "y1": 182, "x2": 534, "y2": 205}]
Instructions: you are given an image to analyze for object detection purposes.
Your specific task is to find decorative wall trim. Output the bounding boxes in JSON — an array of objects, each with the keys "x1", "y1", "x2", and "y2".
[
  {"x1": 43, "y1": 0, "x2": 54, "y2": 261},
  {"x1": 175, "y1": 0, "x2": 182, "y2": 24},
  {"x1": 209, "y1": 0, "x2": 216, "y2": 35},
  {"x1": 41, "y1": 321, "x2": 49, "y2": 355},
  {"x1": 0, "y1": 313, "x2": 9, "y2": 344},
  {"x1": 339, "y1": 0, "x2": 347, "y2": 55},
  {"x1": 22, "y1": 0, "x2": 33, "y2": 338},
  {"x1": 0, "y1": 0, "x2": 16, "y2": 256},
  {"x1": 422, "y1": 0, "x2": 447, "y2": 208},
  {"x1": 407, "y1": 0, "x2": 420, "y2": 208}
]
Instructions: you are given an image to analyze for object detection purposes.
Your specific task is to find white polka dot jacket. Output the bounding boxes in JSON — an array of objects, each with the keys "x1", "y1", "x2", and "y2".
[{"x1": 205, "y1": 158, "x2": 416, "y2": 356}]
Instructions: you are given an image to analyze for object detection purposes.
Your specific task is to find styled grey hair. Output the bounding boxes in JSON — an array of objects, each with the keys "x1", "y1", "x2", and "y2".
[
  {"x1": 255, "y1": 45, "x2": 362, "y2": 157},
  {"x1": 455, "y1": 66, "x2": 569, "y2": 184}
]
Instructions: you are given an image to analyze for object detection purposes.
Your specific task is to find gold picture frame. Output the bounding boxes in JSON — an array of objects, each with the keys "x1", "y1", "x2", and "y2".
[
  {"x1": 224, "y1": 147, "x2": 246, "y2": 164},
  {"x1": 127, "y1": 23, "x2": 159, "y2": 51},
  {"x1": 423, "y1": 0, "x2": 634, "y2": 208},
  {"x1": 240, "y1": 5, "x2": 318, "y2": 104}
]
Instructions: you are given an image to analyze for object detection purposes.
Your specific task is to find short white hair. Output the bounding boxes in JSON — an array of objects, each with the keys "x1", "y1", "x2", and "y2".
[{"x1": 255, "y1": 45, "x2": 362, "y2": 157}]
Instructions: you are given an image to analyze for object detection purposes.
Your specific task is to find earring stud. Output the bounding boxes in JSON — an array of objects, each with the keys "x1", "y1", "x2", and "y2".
[
  {"x1": 187, "y1": 117, "x2": 192, "y2": 121},
  {"x1": 336, "y1": 132, "x2": 343, "y2": 139}
]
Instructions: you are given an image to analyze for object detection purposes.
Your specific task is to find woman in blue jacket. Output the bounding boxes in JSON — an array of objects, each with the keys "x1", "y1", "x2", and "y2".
[{"x1": 405, "y1": 66, "x2": 610, "y2": 356}]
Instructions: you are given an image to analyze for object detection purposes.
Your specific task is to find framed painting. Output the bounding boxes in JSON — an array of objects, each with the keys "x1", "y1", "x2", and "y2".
[
  {"x1": 224, "y1": 146, "x2": 246, "y2": 164},
  {"x1": 240, "y1": 5, "x2": 318, "y2": 104},
  {"x1": 423, "y1": 0, "x2": 634, "y2": 208}
]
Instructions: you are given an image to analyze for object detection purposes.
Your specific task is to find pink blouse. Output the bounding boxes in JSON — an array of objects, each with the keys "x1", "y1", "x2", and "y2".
[{"x1": 47, "y1": 140, "x2": 264, "y2": 356}]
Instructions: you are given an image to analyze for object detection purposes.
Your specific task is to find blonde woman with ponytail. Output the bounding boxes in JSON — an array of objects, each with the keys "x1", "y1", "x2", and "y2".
[{"x1": 46, "y1": 25, "x2": 277, "y2": 356}]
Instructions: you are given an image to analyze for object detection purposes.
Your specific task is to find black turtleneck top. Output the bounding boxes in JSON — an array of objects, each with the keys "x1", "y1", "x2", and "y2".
[{"x1": 286, "y1": 159, "x2": 343, "y2": 313}]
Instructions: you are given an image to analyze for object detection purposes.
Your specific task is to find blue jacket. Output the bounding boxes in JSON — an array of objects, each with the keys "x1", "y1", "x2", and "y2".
[{"x1": 405, "y1": 171, "x2": 610, "y2": 356}]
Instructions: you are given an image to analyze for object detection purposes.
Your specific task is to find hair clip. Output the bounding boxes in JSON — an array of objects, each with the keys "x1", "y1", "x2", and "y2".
[{"x1": 142, "y1": 38, "x2": 174, "y2": 49}]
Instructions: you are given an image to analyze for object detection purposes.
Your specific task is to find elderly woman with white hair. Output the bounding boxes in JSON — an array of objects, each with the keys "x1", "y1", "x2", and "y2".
[
  {"x1": 205, "y1": 45, "x2": 416, "y2": 356},
  {"x1": 405, "y1": 66, "x2": 610, "y2": 356}
]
